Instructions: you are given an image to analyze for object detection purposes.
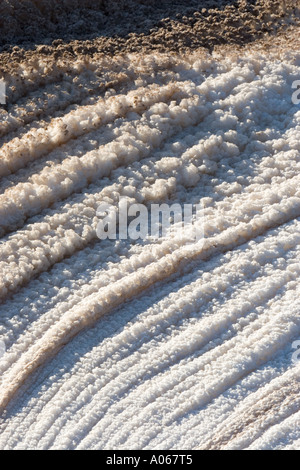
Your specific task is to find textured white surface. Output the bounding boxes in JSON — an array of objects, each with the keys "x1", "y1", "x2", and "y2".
[{"x1": 0, "y1": 49, "x2": 299, "y2": 449}]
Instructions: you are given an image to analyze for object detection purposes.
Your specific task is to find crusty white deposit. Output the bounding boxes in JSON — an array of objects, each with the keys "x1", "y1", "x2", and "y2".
[{"x1": 0, "y1": 25, "x2": 300, "y2": 449}]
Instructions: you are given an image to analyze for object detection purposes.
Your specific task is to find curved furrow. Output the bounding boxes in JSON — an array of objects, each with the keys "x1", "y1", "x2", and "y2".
[
  {"x1": 74, "y1": 284, "x2": 300, "y2": 449},
  {"x1": 0, "y1": 55, "x2": 265, "y2": 215},
  {"x1": 0, "y1": 79, "x2": 187, "y2": 180},
  {"x1": 1, "y1": 152, "x2": 298, "y2": 308},
  {"x1": 0, "y1": 55, "x2": 297, "y2": 238},
  {"x1": 0, "y1": 217, "x2": 298, "y2": 449},
  {"x1": 1, "y1": 159, "x2": 299, "y2": 304},
  {"x1": 52, "y1": 275, "x2": 299, "y2": 450},
  {"x1": 246, "y1": 409, "x2": 300, "y2": 450},
  {"x1": 0, "y1": 71, "x2": 128, "y2": 144},
  {"x1": 0, "y1": 83, "x2": 200, "y2": 197},
  {"x1": 0, "y1": 51, "x2": 204, "y2": 145},
  {"x1": 0, "y1": 53, "x2": 296, "y2": 244},
  {"x1": 1, "y1": 218, "x2": 298, "y2": 387},
  {"x1": 1, "y1": 193, "x2": 300, "y2": 414},
  {"x1": 201, "y1": 363, "x2": 300, "y2": 450},
  {"x1": 147, "y1": 346, "x2": 294, "y2": 449},
  {"x1": 1, "y1": 52, "x2": 287, "y2": 193},
  {"x1": 0, "y1": 64, "x2": 299, "y2": 294}
]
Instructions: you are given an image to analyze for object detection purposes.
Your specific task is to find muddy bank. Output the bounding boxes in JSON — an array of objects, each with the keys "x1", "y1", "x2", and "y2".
[
  {"x1": 0, "y1": 0, "x2": 299, "y2": 58},
  {"x1": 0, "y1": 0, "x2": 299, "y2": 107},
  {"x1": 1, "y1": 1, "x2": 231, "y2": 49}
]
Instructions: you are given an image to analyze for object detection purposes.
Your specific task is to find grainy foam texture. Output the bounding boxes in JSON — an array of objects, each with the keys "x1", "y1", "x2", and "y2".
[{"x1": 0, "y1": 40, "x2": 300, "y2": 449}]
